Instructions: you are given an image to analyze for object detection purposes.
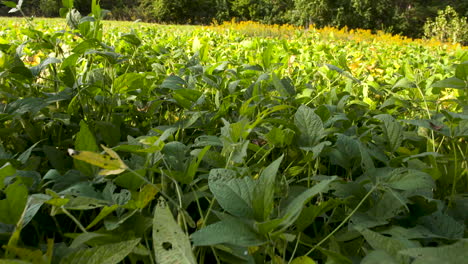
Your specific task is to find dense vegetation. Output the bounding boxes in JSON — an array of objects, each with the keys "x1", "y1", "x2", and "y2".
[
  {"x1": 1, "y1": 0, "x2": 468, "y2": 43},
  {"x1": 0, "y1": 0, "x2": 467, "y2": 263}
]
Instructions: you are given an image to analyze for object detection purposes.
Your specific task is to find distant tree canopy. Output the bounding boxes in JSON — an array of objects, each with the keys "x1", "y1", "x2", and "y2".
[{"x1": 1, "y1": 0, "x2": 467, "y2": 39}]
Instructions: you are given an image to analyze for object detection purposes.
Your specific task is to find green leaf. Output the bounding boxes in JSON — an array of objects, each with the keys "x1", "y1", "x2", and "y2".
[
  {"x1": 30, "y1": 57, "x2": 61, "y2": 77},
  {"x1": 380, "y1": 168, "x2": 434, "y2": 191},
  {"x1": 278, "y1": 177, "x2": 337, "y2": 230},
  {"x1": 0, "y1": 259, "x2": 32, "y2": 264},
  {"x1": 1, "y1": 246, "x2": 46, "y2": 264},
  {"x1": 356, "y1": 227, "x2": 417, "y2": 263},
  {"x1": 208, "y1": 169, "x2": 255, "y2": 218},
  {"x1": 454, "y1": 120, "x2": 468, "y2": 138},
  {"x1": 272, "y1": 73, "x2": 295, "y2": 97},
  {"x1": 86, "y1": 205, "x2": 119, "y2": 229},
  {"x1": 252, "y1": 155, "x2": 283, "y2": 221},
  {"x1": 60, "y1": 238, "x2": 140, "y2": 264},
  {"x1": 185, "y1": 146, "x2": 210, "y2": 184},
  {"x1": 22, "y1": 194, "x2": 50, "y2": 228},
  {"x1": 431, "y1": 77, "x2": 467, "y2": 89},
  {"x1": 120, "y1": 33, "x2": 141, "y2": 47},
  {"x1": 418, "y1": 211, "x2": 464, "y2": 239},
  {"x1": 295, "y1": 199, "x2": 341, "y2": 232},
  {"x1": 152, "y1": 198, "x2": 196, "y2": 264},
  {"x1": 74, "y1": 120, "x2": 99, "y2": 177},
  {"x1": 123, "y1": 184, "x2": 159, "y2": 209},
  {"x1": 375, "y1": 114, "x2": 403, "y2": 152},
  {"x1": 295, "y1": 105, "x2": 325, "y2": 148},
  {"x1": 62, "y1": 0, "x2": 74, "y2": 9},
  {"x1": 2, "y1": 1, "x2": 18, "y2": 8},
  {"x1": 455, "y1": 62, "x2": 468, "y2": 80},
  {"x1": 6, "y1": 98, "x2": 47, "y2": 116},
  {"x1": 0, "y1": 162, "x2": 16, "y2": 189},
  {"x1": 191, "y1": 217, "x2": 265, "y2": 247},
  {"x1": 0, "y1": 181, "x2": 28, "y2": 225},
  {"x1": 393, "y1": 78, "x2": 416, "y2": 89},
  {"x1": 17, "y1": 140, "x2": 42, "y2": 164},
  {"x1": 361, "y1": 250, "x2": 398, "y2": 264},
  {"x1": 161, "y1": 75, "x2": 185, "y2": 90},
  {"x1": 398, "y1": 240, "x2": 468, "y2": 264}
]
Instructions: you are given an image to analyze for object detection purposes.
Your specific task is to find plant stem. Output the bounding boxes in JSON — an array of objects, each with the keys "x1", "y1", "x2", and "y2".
[
  {"x1": 449, "y1": 140, "x2": 458, "y2": 207},
  {"x1": 304, "y1": 184, "x2": 377, "y2": 256},
  {"x1": 61, "y1": 207, "x2": 88, "y2": 233}
]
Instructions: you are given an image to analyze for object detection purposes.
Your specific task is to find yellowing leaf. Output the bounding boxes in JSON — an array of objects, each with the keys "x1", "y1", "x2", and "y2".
[
  {"x1": 67, "y1": 145, "x2": 127, "y2": 176},
  {"x1": 290, "y1": 256, "x2": 317, "y2": 264}
]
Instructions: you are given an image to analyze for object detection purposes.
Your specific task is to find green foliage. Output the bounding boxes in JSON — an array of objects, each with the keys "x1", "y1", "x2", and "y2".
[
  {"x1": 424, "y1": 5, "x2": 468, "y2": 45},
  {"x1": 39, "y1": 0, "x2": 59, "y2": 17},
  {"x1": 0, "y1": 1, "x2": 467, "y2": 262}
]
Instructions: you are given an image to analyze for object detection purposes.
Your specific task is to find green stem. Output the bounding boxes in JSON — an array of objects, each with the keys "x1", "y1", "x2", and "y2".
[
  {"x1": 449, "y1": 140, "x2": 458, "y2": 207},
  {"x1": 287, "y1": 233, "x2": 301, "y2": 264},
  {"x1": 304, "y1": 184, "x2": 377, "y2": 256},
  {"x1": 61, "y1": 207, "x2": 88, "y2": 233}
]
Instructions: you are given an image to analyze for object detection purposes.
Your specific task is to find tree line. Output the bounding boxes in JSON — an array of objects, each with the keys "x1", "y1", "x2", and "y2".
[{"x1": 1, "y1": 0, "x2": 467, "y2": 40}]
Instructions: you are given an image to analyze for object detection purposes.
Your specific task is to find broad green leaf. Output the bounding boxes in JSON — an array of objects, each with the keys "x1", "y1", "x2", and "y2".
[
  {"x1": 30, "y1": 57, "x2": 61, "y2": 77},
  {"x1": 272, "y1": 73, "x2": 295, "y2": 97},
  {"x1": 2, "y1": 1, "x2": 18, "y2": 8},
  {"x1": 2, "y1": 246, "x2": 47, "y2": 264},
  {"x1": 0, "y1": 260, "x2": 32, "y2": 264},
  {"x1": 6, "y1": 98, "x2": 47, "y2": 116},
  {"x1": 72, "y1": 39, "x2": 101, "y2": 54},
  {"x1": 252, "y1": 155, "x2": 283, "y2": 221},
  {"x1": 62, "y1": 0, "x2": 74, "y2": 9},
  {"x1": 86, "y1": 205, "x2": 119, "y2": 229},
  {"x1": 185, "y1": 146, "x2": 210, "y2": 184},
  {"x1": 123, "y1": 184, "x2": 159, "y2": 209},
  {"x1": 361, "y1": 250, "x2": 398, "y2": 264},
  {"x1": 375, "y1": 114, "x2": 403, "y2": 152},
  {"x1": 60, "y1": 238, "x2": 140, "y2": 264},
  {"x1": 0, "y1": 181, "x2": 28, "y2": 225},
  {"x1": 295, "y1": 199, "x2": 342, "y2": 232},
  {"x1": 317, "y1": 247, "x2": 352, "y2": 264},
  {"x1": 356, "y1": 227, "x2": 417, "y2": 263},
  {"x1": 17, "y1": 140, "x2": 42, "y2": 164},
  {"x1": 431, "y1": 77, "x2": 466, "y2": 89},
  {"x1": 120, "y1": 33, "x2": 141, "y2": 47},
  {"x1": 0, "y1": 162, "x2": 16, "y2": 189},
  {"x1": 73, "y1": 121, "x2": 99, "y2": 176},
  {"x1": 208, "y1": 169, "x2": 255, "y2": 218},
  {"x1": 392, "y1": 78, "x2": 416, "y2": 89},
  {"x1": 278, "y1": 177, "x2": 337, "y2": 230},
  {"x1": 112, "y1": 72, "x2": 144, "y2": 94},
  {"x1": 418, "y1": 211, "x2": 464, "y2": 239},
  {"x1": 381, "y1": 168, "x2": 435, "y2": 191},
  {"x1": 398, "y1": 240, "x2": 468, "y2": 264},
  {"x1": 367, "y1": 191, "x2": 407, "y2": 221},
  {"x1": 455, "y1": 62, "x2": 468, "y2": 80},
  {"x1": 152, "y1": 198, "x2": 196, "y2": 264},
  {"x1": 22, "y1": 194, "x2": 50, "y2": 228},
  {"x1": 295, "y1": 105, "x2": 325, "y2": 148},
  {"x1": 70, "y1": 233, "x2": 109, "y2": 249},
  {"x1": 191, "y1": 217, "x2": 265, "y2": 247},
  {"x1": 454, "y1": 120, "x2": 468, "y2": 138},
  {"x1": 161, "y1": 75, "x2": 185, "y2": 90}
]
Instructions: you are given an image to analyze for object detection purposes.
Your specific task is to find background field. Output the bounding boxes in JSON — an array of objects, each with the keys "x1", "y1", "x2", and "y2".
[{"x1": 0, "y1": 3, "x2": 467, "y2": 263}]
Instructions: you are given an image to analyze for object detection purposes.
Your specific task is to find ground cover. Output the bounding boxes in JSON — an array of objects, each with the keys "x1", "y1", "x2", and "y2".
[{"x1": 0, "y1": 2, "x2": 467, "y2": 263}]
